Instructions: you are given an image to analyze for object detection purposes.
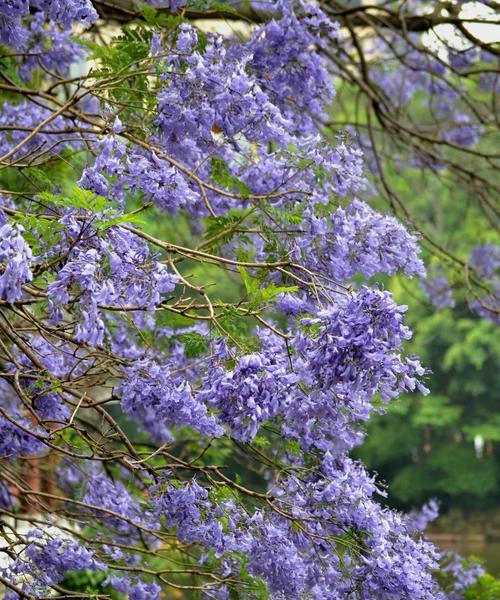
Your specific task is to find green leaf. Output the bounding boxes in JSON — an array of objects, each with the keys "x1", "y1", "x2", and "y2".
[
  {"x1": 211, "y1": 157, "x2": 250, "y2": 199},
  {"x1": 94, "y1": 213, "x2": 145, "y2": 231},
  {"x1": 285, "y1": 439, "x2": 301, "y2": 457},
  {"x1": 252, "y1": 435, "x2": 270, "y2": 449},
  {"x1": 260, "y1": 283, "x2": 298, "y2": 302},
  {"x1": 136, "y1": 1, "x2": 158, "y2": 23},
  {"x1": 238, "y1": 265, "x2": 260, "y2": 297},
  {"x1": 179, "y1": 332, "x2": 208, "y2": 359},
  {"x1": 40, "y1": 186, "x2": 110, "y2": 214}
]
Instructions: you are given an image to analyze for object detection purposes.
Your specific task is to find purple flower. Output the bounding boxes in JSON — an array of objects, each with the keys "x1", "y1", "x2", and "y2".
[
  {"x1": 470, "y1": 245, "x2": 500, "y2": 279},
  {"x1": 407, "y1": 499, "x2": 440, "y2": 533},
  {"x1": 0, "y1": 224, "x2": 33, "y2": 303},
  {"x1": 302, "y1": 199, "x2": 425, "y2": 281},
  {"x1": 420, "y1": 273, "x2": 455, "y2": 310},
  {"x1": 117, "y1": 360, "x2": 223, "y2": 440}
]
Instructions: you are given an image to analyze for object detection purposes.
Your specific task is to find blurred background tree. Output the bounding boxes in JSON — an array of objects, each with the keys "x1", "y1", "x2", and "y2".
[{"x1": 322, "y1": 1, "x2": 499, "y2": 519}]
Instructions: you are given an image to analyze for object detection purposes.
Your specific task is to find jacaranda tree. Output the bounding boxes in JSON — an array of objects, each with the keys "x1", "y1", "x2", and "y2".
[{"x1": 0, "y1": 1, "x2": 497, "y2": 598}]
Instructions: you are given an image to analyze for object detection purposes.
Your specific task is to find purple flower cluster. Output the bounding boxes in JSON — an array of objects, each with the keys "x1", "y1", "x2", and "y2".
[
  {"x1": 0, "y1": 378, "x2": 46, "y2": 458},
  {"x1": 470, "y1": 245, "x2": 500, "y2": 279},
  {"x1": 198, "y1": 337, "x2": 297, "y2": 442},
  {"x1": 442, "y1": 552, "x2": 485, "y2": 599},
  {"x1": 1, "y1": 529, "x2": 103, "y2": 598},
  {"x1": 25, "y1": 531, "x2": 103, "y2": 585},
  {"x1": 48, "y1": 225, "x2": 178, "y2": 345},
  {"x1": 468, "y1": 244, "x2": 499, "y2": 323},
  {"x1": 300, "y1": 199, "x2": 425, "y2": 281},
  {"x1": 0, "y1": 410, "x2": 43, "y2": 459},
  {"x1": 0, "y1": 0, "x2": 97, "y2": 48},
  {"x1": 18, "y1": 12, "x2": 83, "y2": 80},
  {"x1": 246, "y1": 0, "x2": 338, "y2": 134},
  {"x1": 106, "y1": 576, "x2": 161, "y2": 600},
  {"x1": 199, "y1": 288, "x2": 428, "y2": 454},
  {"x1": 297, "y1": 287, "x2": 428, "y2": 402},
  {"x1": 152, "y1": 478, "x2": 227, "y2": 551},
  {"x1": 420, "y1": 272, "x2": 456, "y2": 310},
  {"x1": 117, "y1": 360, "x2": 223, "y2": 441},
  {"x1": 82, "y1": 5, "x2": 365, "y2": 218},
  {"x1": 0, "y1": 101, "x2": 84, "y2": 164},
  {"x1": 0, "y1": 224, "x2": 32, "y2": 303},
  {"x1": 0, "y1": 1, "x2": 488, "y2": 598},
  {"x1": 0, "y1": 478, "x2": 14, "y2": 509},
  {"x1": 407, "y1": 499, "x2": 440, "y2": 533},
  {"x1": 83, "y1": 472, "x2": 147, "y2": 529}
]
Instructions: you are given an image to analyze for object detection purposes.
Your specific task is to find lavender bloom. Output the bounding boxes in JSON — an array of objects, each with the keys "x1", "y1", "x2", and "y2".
[
  {"x1": 443, "y1": 115, "x2": 480, "y2": 148},
  {"x1": 0, "y1": 411, "x2": 44, "y2": 458},
  {"x1": 468, "y1": 245, "x2": 499, "y2": 323},
  {"x1": 420, "y1": 273, "x2": 455, "y2": 309},
  {"x1": 248, "y1": 0, "x2": 337, "y2": 134},
  {"x1": 200, "y1": 288, "x2": 428, "y2": 452},
  {"x1": 82, "y1": 471, "x2": 156, "y2": 537},
  {"x1": 31, "y1": 0, "x2": 98, "y2": 29},
  {"x1": 117, "y1": 360, "x2": 224, "y2": 440},
  {"x1": 0, "y1": 380, "x2": 44, "y2": 458},
  {"x1": 470, "y1": 245, "x2": 500, "y2": 279},
  {"x1": 0, "y1": 1, "x2": 30, "y2": 46},
  {"x1": 152, "y1": 478, "x2": 227, "y2": 552},
  {"x1": 442, "y1": 552, "x2": 485, "y2": 599},
  {"x1": 296, "y1": 287, "x2": 429, "y2": 403},
  {"x1": 17, "y1": 12, "x2": 83, "y2": 80},
  {"x1": 199, "y1": 344, "x2": 298, "y2": 442},
  {"x1": 0, "y1": 0, "x2": 97, "y2": 58},
  {"x1": 469, "y1": 295, "x2": 500, "y2": 325},
  {"x1": 407, "y1": 499, "x2": 440, "y2": 533},
  {"x1": 303, "y1": 199, "x2": 425, "y2": 281},
  {"x1": 0, "y1": 224, "x2": 33, "y2": 303},
  {"x1": 448, "y1": 48, "x2": 478, "y2": 70},
  {"x1": 2, "y1": 529, "x2": 104, "y2": 597},
  {"x1": 106, "y1": 575, "x2": 161, "y2": 600},
  {"x1": 0, "y1": 478, "x2": 14, "y2": 509},
  {"x1": 247, "y1": 512, "x2": 309, "y2": 597},
  {"x1": 0, "y1": 101, "x2": 85, "y2": 163},
  {"x1": 48, "y1": 225, "x2": 178, "y2": 345},
  {"x1": 24, "y1": 531, "x2": 103, "y2": 585}
]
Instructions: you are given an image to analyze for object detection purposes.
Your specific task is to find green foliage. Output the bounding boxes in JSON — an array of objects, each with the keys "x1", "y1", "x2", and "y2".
[
  {"x1": 61, "y1": 569, "x2": 123, "y2": 599},
  {"x1": 136, "y1": 1, "x2": 183, "y2": 28},
  {"x1": 81, "y1": 26, "x2": 152, "y2": 74},
  {"x1": 39, "y1": 186, "x2": 144, "y2": 231},
  {"x1": 179, "y1": 332, "x2": 208, "y2": 358},
  {"x1": 411, "y1": 395, "x2": 463, "y2": 428},
  {"x1": 238, "y1": 265, "x2": 298, "y2": 307},
  {"x1": 0, "y1": 49, "x2": 23, "y2": 86},
  {"x1": 79, "y1": 25, "x2": 158, "y2": 126},
  {"x1": 426, "y1": 447, "x2": 497, "y2": 497},
  {"x1": 357, "y1": 198, "x2": 500, "y2": 511},
  {"x1": 463, "y1": 417, "x2": 500, "y2": 443},
  {"x1": 185, "y1": 0, "x2": 239, "y2": 14},
  {"x1": 210, "y1": 157, "x2": 250, "y2": 199},
  {"x1": 252, "y1": 435, "x2": 271, "y2": 449},
  {"x1": 464, "y1": 574, "x2": 500, "y2": 600},
  {"x1": 227, "y1": 555, "x2": 269, "y2": 600},
  {"x1": 376, "y1": 432, "x2": 499, "y2": 507},
  {"x1": 285, "y1": 439, "x2": 302, "y2": 458},
  {"x1": 12, "y1": 214, "x2": 63, "y2": 254},
  {"x1": 204, "y1": 209, "x2": 251, "y2": 251},
  {"x1": 40, "y1": 186, "x2": 109, "y2": 213}
]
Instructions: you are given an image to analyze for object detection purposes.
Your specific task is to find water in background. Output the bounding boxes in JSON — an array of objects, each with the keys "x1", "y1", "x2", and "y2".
[{"x1": 429, "y1": 536, "x2": 500, "y2": 576}]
